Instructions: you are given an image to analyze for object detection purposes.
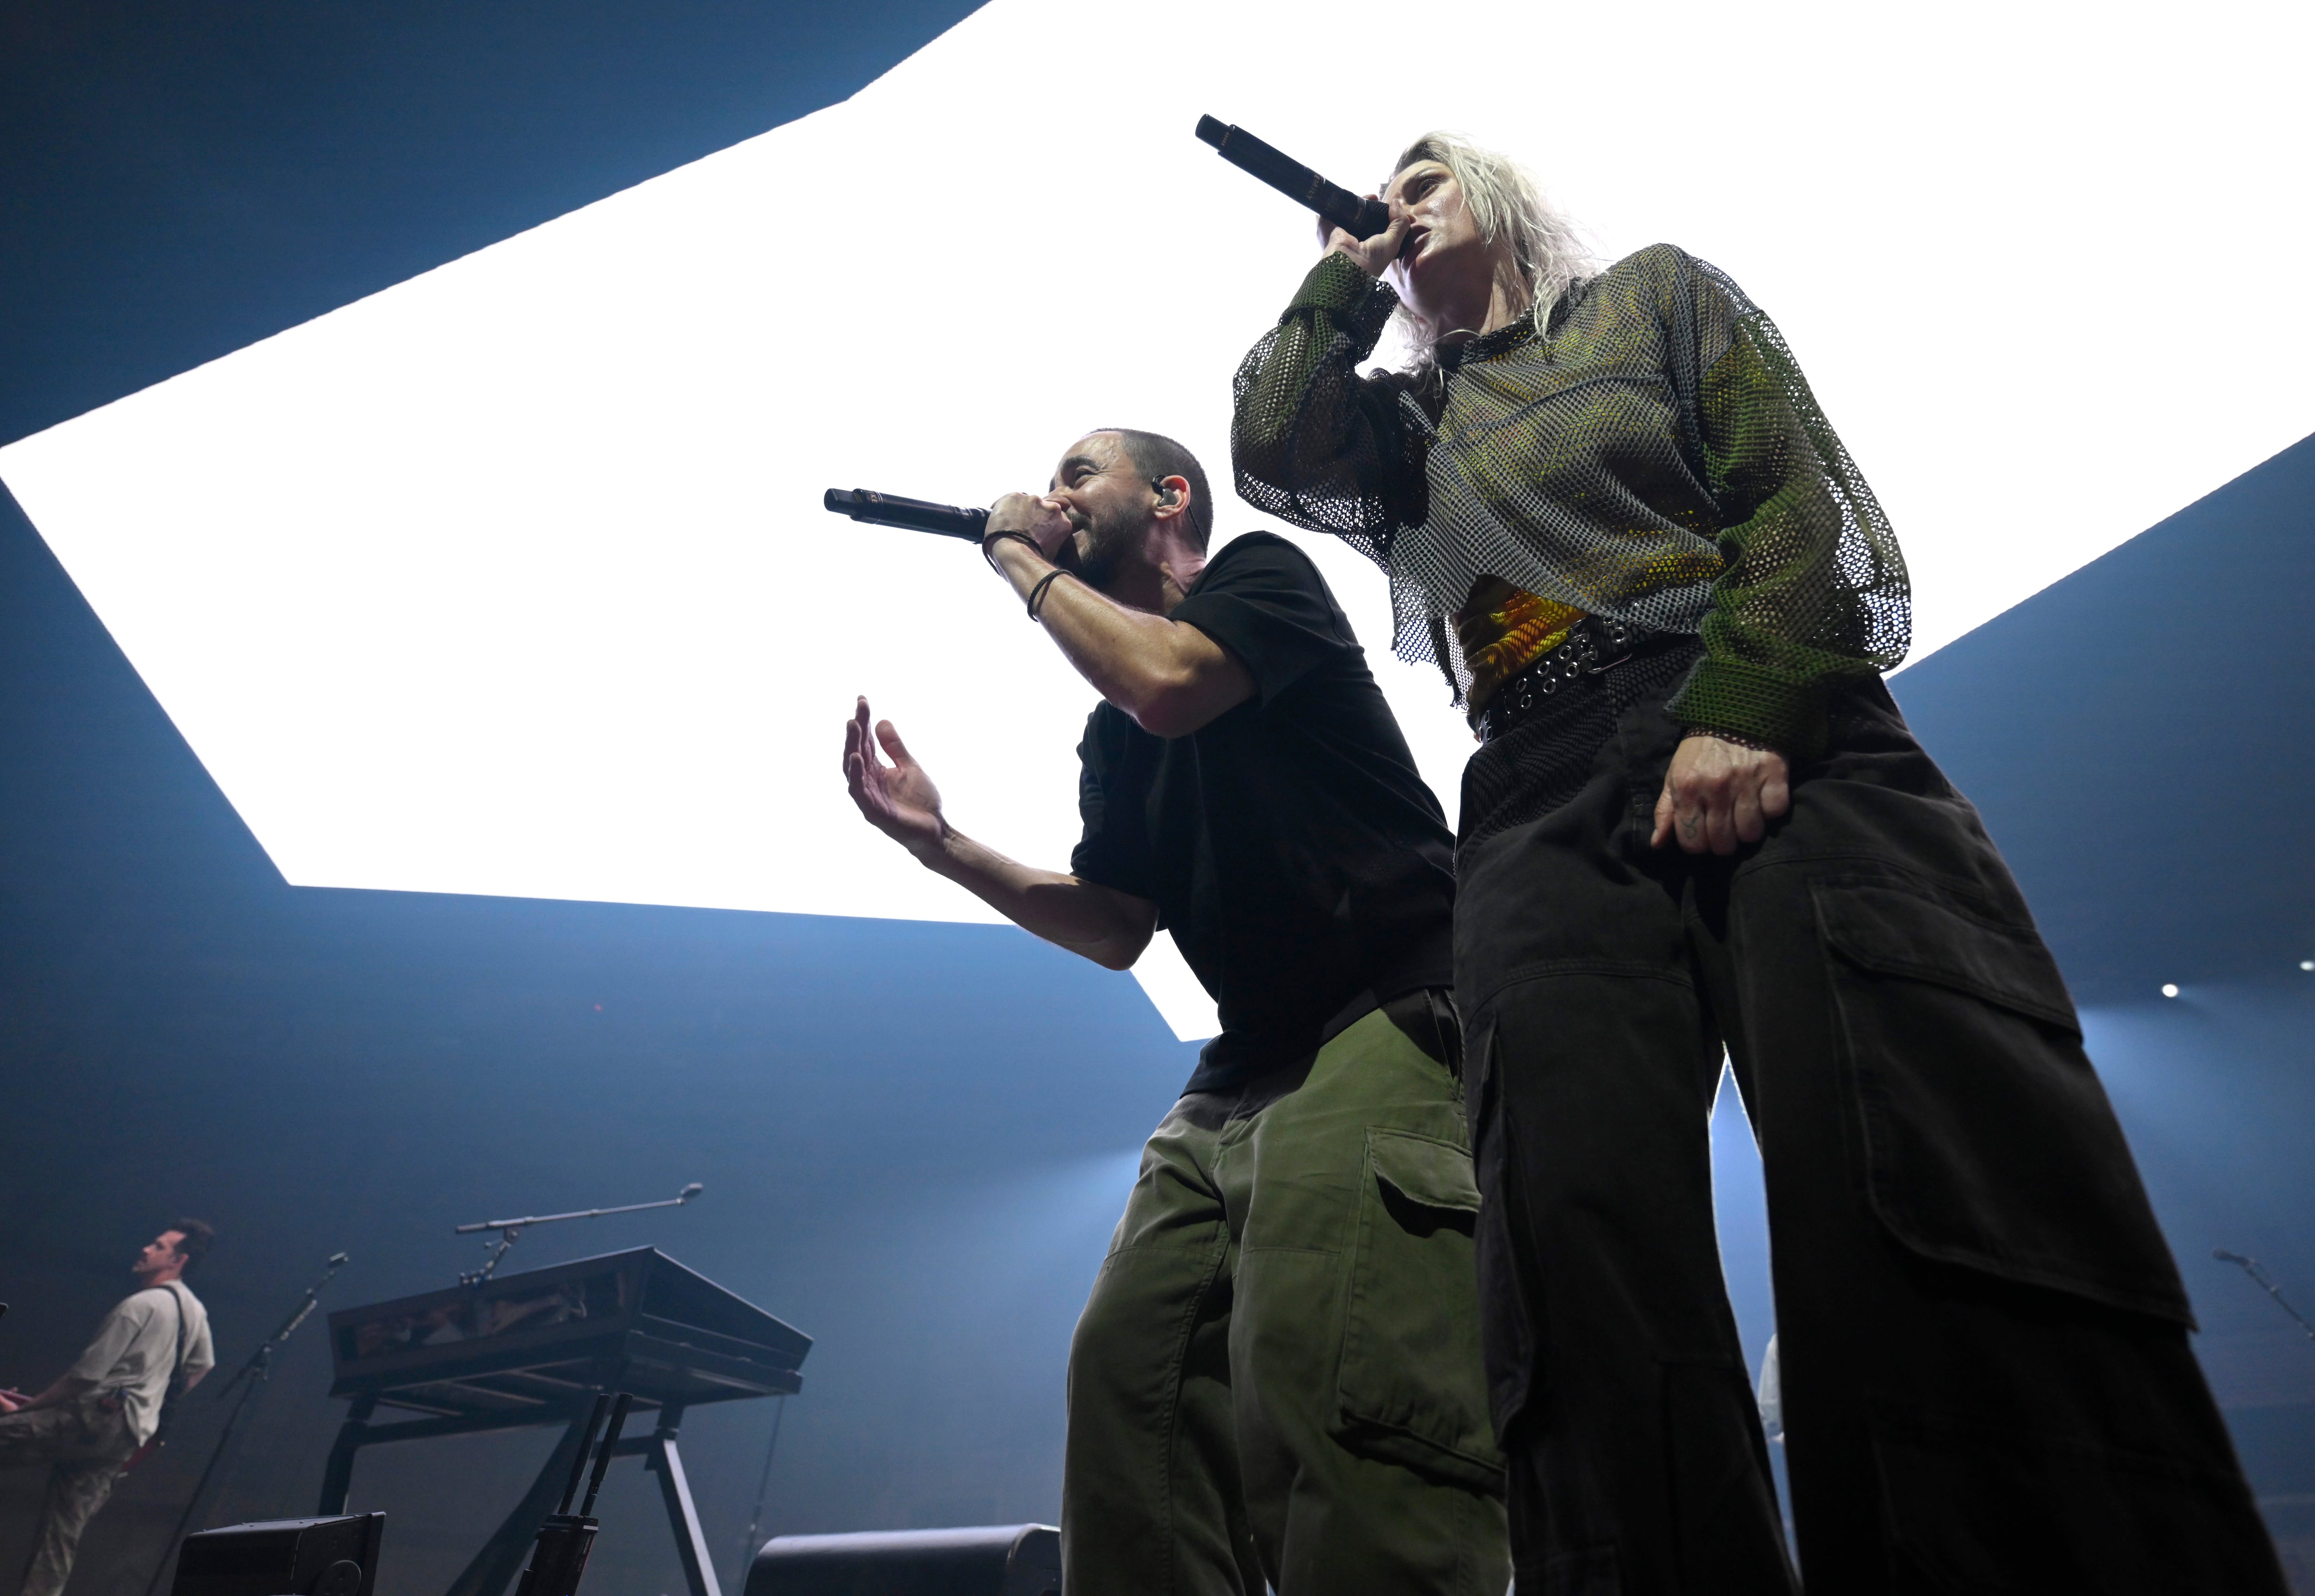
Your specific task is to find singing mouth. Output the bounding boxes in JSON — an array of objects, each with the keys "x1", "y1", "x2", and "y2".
[{"x1": 1398, "y1": 227, "x2": 1429, "y2": 267}]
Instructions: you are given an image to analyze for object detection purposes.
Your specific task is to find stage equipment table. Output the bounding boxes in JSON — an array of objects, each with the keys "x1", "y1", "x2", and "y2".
[{"x1": 317, "y1": 1248, "x2": 808, "y2": 1596}]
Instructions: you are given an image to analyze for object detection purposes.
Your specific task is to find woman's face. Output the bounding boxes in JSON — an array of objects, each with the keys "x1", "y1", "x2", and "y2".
[{"x1": 1383, "y1": 159, "x2": 1493, "y2": 326}]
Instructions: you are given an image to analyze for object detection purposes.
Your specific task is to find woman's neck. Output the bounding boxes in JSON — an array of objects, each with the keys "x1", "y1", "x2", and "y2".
[{"x1": 1430, "y1": 257, "x2": 1533, "y2": 350}]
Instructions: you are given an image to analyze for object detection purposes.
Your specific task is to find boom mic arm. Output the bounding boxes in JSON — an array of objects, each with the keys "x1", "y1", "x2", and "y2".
[
  {"x1": 1195, "y1": 116, "x2": 1390, "y2": 241},
  {"x1": 823, "y1": 488, "x2": 989, "y2": 541}
]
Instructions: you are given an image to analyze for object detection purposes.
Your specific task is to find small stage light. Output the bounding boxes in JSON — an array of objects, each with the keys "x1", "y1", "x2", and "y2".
[
  {"x1": 2300, "y1": 960, "x2": 2313, "y2": 972},
  {"x1": 2160, "y1": 984, "x2": 2181, "y2": 999}
]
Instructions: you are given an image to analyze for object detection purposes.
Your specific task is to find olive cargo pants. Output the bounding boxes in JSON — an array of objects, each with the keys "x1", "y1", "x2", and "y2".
[
  {"x1": 1456, "y1": 670, "x2": 2284, "y2": 1594},
  {"x1": 1063, "y1": 999, "x2": 1511, "y2": 1596}
]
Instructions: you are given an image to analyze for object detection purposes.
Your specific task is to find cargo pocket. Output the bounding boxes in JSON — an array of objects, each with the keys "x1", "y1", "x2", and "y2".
[
  {"x1": 1815, "y1": 879, "x2": 2190, "y2": 1323},
  {"x1": 1871, "y1": 1414, "x2": 2272, "y2": 1595},
  {"x1": 1332, "y1": 1126, "x2": 1507, "y2": 1494}
]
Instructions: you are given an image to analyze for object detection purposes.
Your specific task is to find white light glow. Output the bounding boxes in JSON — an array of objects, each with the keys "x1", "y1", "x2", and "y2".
[{"x1": 3, "y1": 0, "x2": 2309, "y2": 1043}]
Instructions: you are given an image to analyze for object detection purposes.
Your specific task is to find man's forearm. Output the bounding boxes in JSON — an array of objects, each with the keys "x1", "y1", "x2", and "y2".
[
  {"x1": 987, "y1": 542, "x2": 1186, "y2": 707},
  {"x1": 986, "y1": 541, "x2": 1244, "y2": 736},
  {"x1": 911, "y1": 826, "x2": 1154, "y2": 971},
  {"x1": 22, "y1": 1375, "x2": 95, "y2": 1410}
]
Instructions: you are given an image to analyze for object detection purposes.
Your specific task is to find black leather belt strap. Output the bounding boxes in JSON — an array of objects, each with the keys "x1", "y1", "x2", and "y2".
[{"x1": 1475, "y1": 616, "x2": 1647, "y2": 745}]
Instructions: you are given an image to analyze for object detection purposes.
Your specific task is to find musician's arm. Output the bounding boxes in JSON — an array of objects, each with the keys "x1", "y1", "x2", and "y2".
[
  {"x1": 843, "y1": 698, "x2": 1159, "y2": 970},
  {"x1": 0, "y1": 1373, "x2": 95, "y2": 1414}
]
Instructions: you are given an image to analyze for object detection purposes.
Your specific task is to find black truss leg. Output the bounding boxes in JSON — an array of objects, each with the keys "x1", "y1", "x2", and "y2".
[
  {"x1": 316, "y1": 1395, "x2": 378, "y2": 1515},
  {"x1": 644, "y1": 1407, "x2": 721, "y2": 1596},
  {"x1": 444, "y1": 1408, "x2": 599, "y2": 1596}
]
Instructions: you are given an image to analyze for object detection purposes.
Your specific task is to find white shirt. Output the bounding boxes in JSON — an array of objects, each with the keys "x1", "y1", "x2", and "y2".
[{"x1": 68, "y1": 1283, "x2": 214, "y2": 1444}]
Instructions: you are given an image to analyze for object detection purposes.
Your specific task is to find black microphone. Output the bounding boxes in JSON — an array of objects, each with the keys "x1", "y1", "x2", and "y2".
[
  {"x1": 823, "y1": 488, "x2": 989, "y2": 542},
  {"x1": 1195, "y1": 116, "x2": 1390, "y2": 241}
]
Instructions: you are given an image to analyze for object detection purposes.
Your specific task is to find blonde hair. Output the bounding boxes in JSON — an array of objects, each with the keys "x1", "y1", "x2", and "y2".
[{"x1": 1386, "y1": 132, "x2": 1592, "y2": 367}]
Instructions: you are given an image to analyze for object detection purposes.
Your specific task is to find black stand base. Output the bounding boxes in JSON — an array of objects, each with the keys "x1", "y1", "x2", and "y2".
[{"x1": 317, "y1": 1402, "x2": 722, "y2": 1596}]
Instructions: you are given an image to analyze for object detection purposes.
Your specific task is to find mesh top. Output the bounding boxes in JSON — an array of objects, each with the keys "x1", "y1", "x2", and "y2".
[{"x1": 1230, "y1": 244, "x2": 1910, "y2": 759}]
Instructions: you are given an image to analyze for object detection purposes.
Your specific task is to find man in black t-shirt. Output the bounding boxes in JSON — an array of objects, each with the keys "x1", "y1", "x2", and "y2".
[{"x1": 842, "y1": 429, "x2": 1508, "y2": 1596}]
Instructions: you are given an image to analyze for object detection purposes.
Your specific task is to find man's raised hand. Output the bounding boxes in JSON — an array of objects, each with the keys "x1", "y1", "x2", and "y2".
[
  {"x1": 987, "y1": 492, "x2": 1075, "y2": 563},
  {"x1": 843, "y1": 696, "x2": 946, "y2": 857}
]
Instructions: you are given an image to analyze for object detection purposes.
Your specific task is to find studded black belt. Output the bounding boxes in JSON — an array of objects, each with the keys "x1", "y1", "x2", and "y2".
[{"x1": 1474, "y1": 616, "x2": 1647, "y2": 744}]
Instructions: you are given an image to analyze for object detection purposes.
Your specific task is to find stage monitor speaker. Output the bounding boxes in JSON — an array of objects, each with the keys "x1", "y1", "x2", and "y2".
[
  {"x1": 173, "y1": 1514, "x2": 386, "y2": 1596},
  {"x1": 745, "y1": 1524, "x2": 1059, "y2": 1596}
]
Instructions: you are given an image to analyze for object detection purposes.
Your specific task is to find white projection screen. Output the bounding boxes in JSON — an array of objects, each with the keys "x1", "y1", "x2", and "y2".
[{"x1": 4, "y1": 0, "x2": 2310, "y2": 1039}]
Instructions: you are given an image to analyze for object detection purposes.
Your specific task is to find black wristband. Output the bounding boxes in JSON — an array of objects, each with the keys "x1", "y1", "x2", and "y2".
[
  {"x1": 1026, "y1": 569, "x2": 1067, "y2": 622},
  {"x1": 982, "y1": 529, "x2": 1043, "y2": 570}
]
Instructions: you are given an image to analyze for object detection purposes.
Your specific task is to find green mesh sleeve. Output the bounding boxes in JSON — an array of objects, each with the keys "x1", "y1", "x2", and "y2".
[
  {"x1": 1666, "y1": 263, "x2": 1912, "y2": 761},
  {"x1": 1231, "y1": 251, "x2": 1428, "y2": 569}
]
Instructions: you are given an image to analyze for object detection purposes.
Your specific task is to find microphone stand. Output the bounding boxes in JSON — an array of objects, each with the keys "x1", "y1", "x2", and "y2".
[
  {"x1": 139, "y1": 1252, "x2": 352, "y2": 1596},
  {"x1": 2215, "y1": 1249, "x2": 2315, "y2": 1343},
  {"x1": 732, "y1": 1394, "x2": 787, "y2": 1590},
  {"x1": 456, "y1": 1183, "x2": 703, "y2": 1286}
]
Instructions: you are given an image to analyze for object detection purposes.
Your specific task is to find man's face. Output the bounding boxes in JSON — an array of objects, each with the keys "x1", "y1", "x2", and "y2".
[
  {"x1": 136, "y1": 1231, "x2": 187, "y2": 1281},
  {"x1": 1047, "y1": 433, "x2": 1157, "y2": 590}
]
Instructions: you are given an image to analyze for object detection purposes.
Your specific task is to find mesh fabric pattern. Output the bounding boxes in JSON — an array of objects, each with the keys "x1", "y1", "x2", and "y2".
[
  {"x1": 1458, "y1": 638, "x2": 1704, "y2": 854},
  {"x1": 1231, "y1": 244, "x2": 1910, "y2": 761}
]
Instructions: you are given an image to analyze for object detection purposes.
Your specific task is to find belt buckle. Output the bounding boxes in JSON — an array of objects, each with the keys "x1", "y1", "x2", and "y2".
[{"x1": 1587, "y1": 618, "x2": 1634, "y2": 675}]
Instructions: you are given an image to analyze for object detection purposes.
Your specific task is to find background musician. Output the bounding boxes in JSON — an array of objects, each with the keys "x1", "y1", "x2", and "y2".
[{"x1": 0, "y1": 1221, "x2": 215, "y2": 1596}]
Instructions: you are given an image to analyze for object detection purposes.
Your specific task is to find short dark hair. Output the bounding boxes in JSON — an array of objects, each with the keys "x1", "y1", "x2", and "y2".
[
  {"x1": 1101, "y1": 429, "x2": 1214, "y2": 552},
  {"x1": 166, "y1": 1219, "x2": 215, "y2": 1271}
]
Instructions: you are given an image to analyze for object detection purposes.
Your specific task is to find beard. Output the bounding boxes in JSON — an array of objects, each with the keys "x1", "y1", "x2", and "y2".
[{"x1": 1071, "y1": 501, "x2": 1145, "y2": 592}]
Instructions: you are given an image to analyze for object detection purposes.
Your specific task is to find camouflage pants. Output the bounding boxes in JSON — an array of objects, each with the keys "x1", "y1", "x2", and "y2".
[{"x1": 0, "y1": 1393, "x2": 136, "y2": 1596}]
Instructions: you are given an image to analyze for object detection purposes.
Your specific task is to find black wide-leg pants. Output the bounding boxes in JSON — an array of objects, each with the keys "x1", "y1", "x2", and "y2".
[{"x1": 1453, "y1": 662, "x2": 2285, "y2": 1595}]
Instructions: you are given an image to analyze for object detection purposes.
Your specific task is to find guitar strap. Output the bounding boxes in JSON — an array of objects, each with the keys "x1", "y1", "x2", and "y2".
[
  {"x1": 156, "y1": 1282, "x2": 193, "y2": 1431},
  {"x1": 119, "y1": 1284, "x2": 193, "y2": 1475}
]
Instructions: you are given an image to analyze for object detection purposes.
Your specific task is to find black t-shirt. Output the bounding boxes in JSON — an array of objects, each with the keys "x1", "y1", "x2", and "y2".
[{"x1": 1070, "y1": 532, "x2": 1456, "y2": 1093}]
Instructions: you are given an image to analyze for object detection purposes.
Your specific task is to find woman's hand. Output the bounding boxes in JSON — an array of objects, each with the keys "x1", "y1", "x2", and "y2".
[
  {"x1": 1652, "y1": 734, "x2": 1791, "y2": 855},
  {"x1": 1320, "y1": 197, "x2": 1413, "y2": 279}
]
